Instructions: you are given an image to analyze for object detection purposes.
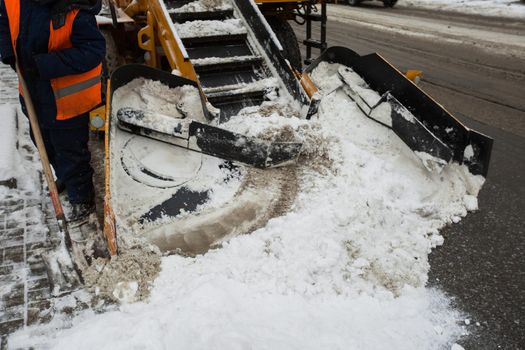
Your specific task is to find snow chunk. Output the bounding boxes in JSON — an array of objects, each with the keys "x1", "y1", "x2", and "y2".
[
  {"x1": 113, "y1": 281, "x2": 139, "y2": 303},
  {"x1": 309, "y1": 61, "x2": 344, "y2": 92},
  {"x1": 369, "y1": 101, "x2": 393, "y2": 127},
  {"x1": 463, "y1": 195, "x2": 478, "y2": 211},
  {"x1": 451, "y1": 344, "x2": 465, "y2": 350},
  {"x1": 415, "y1": 151, "x2": 448, "y2": 173},
  {"x1": 463, "y1": 144, "x2": 474, "y2": 161}
]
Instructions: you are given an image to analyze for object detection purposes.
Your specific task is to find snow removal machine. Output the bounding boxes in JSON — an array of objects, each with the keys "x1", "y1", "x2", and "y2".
[{"x1": 90, "y1": 0, "x2": 492, "y2": 258}]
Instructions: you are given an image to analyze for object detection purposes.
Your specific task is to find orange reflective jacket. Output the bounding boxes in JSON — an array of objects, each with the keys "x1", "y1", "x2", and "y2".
[{"x1": 4, "y1": 0, "x2": 102, "y2": 120}]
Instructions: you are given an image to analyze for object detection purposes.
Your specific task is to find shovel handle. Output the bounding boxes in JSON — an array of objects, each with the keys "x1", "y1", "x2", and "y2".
[{"x1": 15, "y1": 62, "x2": 66, "y2": 222}]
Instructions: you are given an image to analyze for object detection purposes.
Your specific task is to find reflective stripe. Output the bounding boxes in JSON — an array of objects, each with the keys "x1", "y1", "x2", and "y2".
[{"x1": 54, "y1": 75, "x2": 101, "y2": 99}]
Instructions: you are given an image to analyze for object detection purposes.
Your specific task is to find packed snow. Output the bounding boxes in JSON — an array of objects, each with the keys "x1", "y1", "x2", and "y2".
[
  {"x1": 168, "y1": 0, "x2": 232, "y2": 13},
  {"x1": 401, "y1": 0, "x2": 525, "y2": 19},
  {"x1": 174, "y1": 18, "x2": 246, "y2": 39},
  {"x1": 326, "y1": 3, "x2": 525, "y2": 59},
  {"x1": 0, "y1": 105, "x2": 18, "y2": 182},
  {"x1": 0, "y1": 102, "x2": 65, "y2": 338},
  {"x1": 8, "y1": 58, "x2": 485, "y2": 348},
  {"x1": 191, "y1": 55, "x2": 260, "y2": 67}
]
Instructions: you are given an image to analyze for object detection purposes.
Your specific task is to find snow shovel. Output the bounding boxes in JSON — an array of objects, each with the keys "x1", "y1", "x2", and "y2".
[{"x1": 15, "y1": 61, "x2": 84, "y2": 296}]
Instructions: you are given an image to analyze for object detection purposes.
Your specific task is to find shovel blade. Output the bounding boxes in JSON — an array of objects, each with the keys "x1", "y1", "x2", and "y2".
[{"x1": 42, "y1": 241, "x2": 82, "y2": 297}]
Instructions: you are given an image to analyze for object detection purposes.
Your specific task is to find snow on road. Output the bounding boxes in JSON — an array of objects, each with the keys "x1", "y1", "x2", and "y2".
[
  {"x1": 326, "y1": 3, "x2": 525, "y2": 59},
  {"x1": 8, "y1": 62, "x2": 483, "y2": 349},
  {"x1": 401, "y1": 0, "x2": 525, "y2": 19}
]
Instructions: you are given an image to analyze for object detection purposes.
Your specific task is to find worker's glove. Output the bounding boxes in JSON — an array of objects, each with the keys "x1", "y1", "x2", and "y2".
[{"x1": 1, "y1": 55, "x2": 16, "y2": 71}]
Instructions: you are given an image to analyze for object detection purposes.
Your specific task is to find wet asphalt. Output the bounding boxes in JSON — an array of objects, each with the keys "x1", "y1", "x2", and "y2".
[{"x1": 428, "y1": 114, "x2": 525, "y2": 349}]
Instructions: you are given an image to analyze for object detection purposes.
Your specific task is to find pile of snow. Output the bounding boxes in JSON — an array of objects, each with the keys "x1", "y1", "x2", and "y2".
[
  {"x1": 0, "y1": 102, "x2": 55, "y2": 336},
  {"x1": 174, "y1": 18, "x2": 246, "y2": 38},
  {"x1": 0, "y1": 105, "x2": 18, "y2": 182},
  {"x1": 401, "y1": 0, "x2": 525, "y2": 19},
  {"x1": 9, "y1": 60, "x2": 484, "y2": 348}
]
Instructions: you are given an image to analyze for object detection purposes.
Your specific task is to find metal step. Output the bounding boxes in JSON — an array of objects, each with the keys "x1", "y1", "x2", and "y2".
[
  {"x1": 207, "y1": 90, "x2": 267, "y2": 122},
  {"x1": 204, "y1": 78, "x2": 277, "y2": 120},
  {"x1": 303, "y1": 39, "x2": 327, "y2": 50},
  {"x1": 198, "y1": 68, "x2": 263, "y2": 89},
  {"x1": 170, "y1": 9, "x2": 234, "y2": 23},
  {"x1": 192, "y1": 55, "x2": 263, "y2": 71},
  {"x1": 204, "y1": 80, "x2": 275, "y2": 98},
  {"x1": 182, "y1": 33, "x2": 248, "y2": 46},
  {"x1": 164, "y1": 0, "x2": 195, "y2": 9},
  {"x1": 194, "y1": 55, "x2": 265, "y2": 89},
  {"x1": 186, "y1": 43, "x2": 253, "y2": 59}
]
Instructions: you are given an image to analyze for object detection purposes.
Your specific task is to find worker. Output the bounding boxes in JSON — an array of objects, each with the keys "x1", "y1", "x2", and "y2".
[{"x1": 0, "y1": 0, "x2": 105, "y2": 222}]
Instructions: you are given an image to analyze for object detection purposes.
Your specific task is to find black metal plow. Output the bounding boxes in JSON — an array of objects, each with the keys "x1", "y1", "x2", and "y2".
[{"x1": 305, "y1": 46, "x2": 493, "y2": 177}]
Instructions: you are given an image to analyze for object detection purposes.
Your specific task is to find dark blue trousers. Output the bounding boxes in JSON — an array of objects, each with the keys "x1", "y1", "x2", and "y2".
[{"x1": 29, "y1": 113, "x2": 94, "y2": 204}]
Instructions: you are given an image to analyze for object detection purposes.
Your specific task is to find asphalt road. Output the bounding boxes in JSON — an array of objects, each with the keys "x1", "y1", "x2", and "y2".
[{"x1": 294, "y1": 4, "x2": 524, "y2": 349}]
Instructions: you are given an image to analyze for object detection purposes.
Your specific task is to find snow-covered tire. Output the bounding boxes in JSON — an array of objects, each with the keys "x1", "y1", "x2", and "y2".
[
  {"x1": 347, "y1": 0, "x2": 361, "y2": 6},
  {"x1": 383, "y1": 0, "x2": 397, "y2": 7},
  {"x1": 266, "y1": 17, "x2": 302, "y2": 71}
]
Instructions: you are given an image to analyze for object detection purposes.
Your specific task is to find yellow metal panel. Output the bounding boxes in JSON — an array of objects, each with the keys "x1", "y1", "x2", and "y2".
[
  {"x1": 89, "y1": 105, "x2": 106, "y2": 132},
  {"x1": 300, "y1": 73, "x2": 318, "y2": 98},
  {"x1": 147, "y1": 0, "x2": 199, "y2": 81},
  {"x1": 405, "y1": 70, "x2": 423, "y2": 84}
]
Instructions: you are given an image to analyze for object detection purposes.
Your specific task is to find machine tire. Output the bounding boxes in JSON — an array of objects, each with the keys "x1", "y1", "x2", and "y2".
[
  {"x1": 100, "y1": 29, "x2": 126, "y2": 101},
  {"x1": 101, "y1": 29, "x2": 126, "y2": 79},
  {"x1": 347, "y1": 0, "x2": 361, "y2": 6},
  {"x1": 383, "y1": 0, "x2": 397, "y2": 7},
  {"x1": 266, "y1": 16, "x2": 302, "y2": 71}
]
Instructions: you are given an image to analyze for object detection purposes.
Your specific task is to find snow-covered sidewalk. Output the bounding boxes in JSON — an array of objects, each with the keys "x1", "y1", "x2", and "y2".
[
  {"x1": 400, "y1": 0, "x2": 525, "y2": 19},
  {"x1": 0, "y1": 66, "x2": 64, "y2": 341}
]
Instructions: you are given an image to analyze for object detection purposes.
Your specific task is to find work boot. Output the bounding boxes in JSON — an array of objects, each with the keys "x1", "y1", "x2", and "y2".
[{"x1": 69, "y1": 202, "x2": 95, "y2": 224}]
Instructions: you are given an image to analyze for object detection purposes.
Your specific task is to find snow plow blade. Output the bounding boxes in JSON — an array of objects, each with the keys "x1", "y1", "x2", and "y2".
[
  {"x1": 306, "y1": 47, "x2": 493, "y2": 176},
  {"x1": 116, "y1": 107, "x2": 302, "y2": 168}
]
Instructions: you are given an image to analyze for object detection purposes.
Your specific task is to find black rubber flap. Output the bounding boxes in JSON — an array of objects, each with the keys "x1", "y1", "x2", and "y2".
[{"x1": 189, "y1": 122, "x2": 302, "y2": 168}]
